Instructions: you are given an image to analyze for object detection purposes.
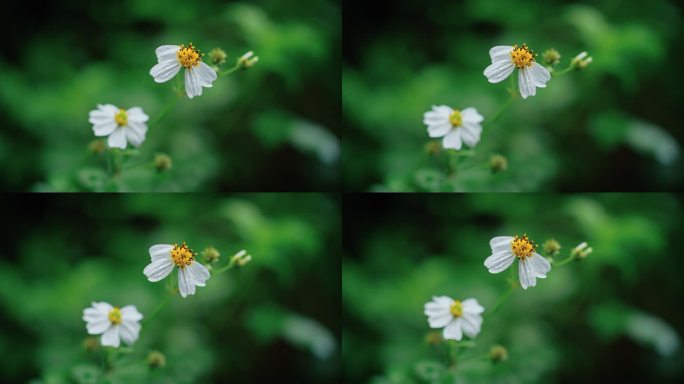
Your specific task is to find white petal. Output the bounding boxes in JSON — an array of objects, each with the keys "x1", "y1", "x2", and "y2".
[
  {"x1": 143, "y1": 259, "x2": 174, "y2": 282},
  {"x1": 119, "y1": 321, "x2": 140, "y2": 345},
  {"x1": 88, "y1": 109, "x2": 115, "y2": 124},
  {"x1": 423, "y1": 106, "x2": 452, "y2": 124},
  {"x1": 459, "y1": 313, "x2": 481, "y2": 338},
  {"x1": 83, "y1": 307, "x2": 108, "y2": 322},
  {"x1": 518, "y1": 68, "x2": 536, "y2": 99},
  {"x1": 529, "y1": 62, "x2": 551, "y2": 87},
  {"x1": 490, "y1": 236, "x2": 514, "y2": 253},
  {"x1": 101, "y1": 326, "x2": 120, "y2": 348},
  {"x1": 184, "y1": 67, "x2": 202, "y2": 99},
  {"x1": 460, "y1": 108, "x2": 483, "y2": 123},
  {"x1": 126, "y1": 107, "x2": 149, "y2": 123},
  {"x1": 150, "y1": 60, "x2": 182, "y2": 83},
  {"x1": 428, "y1": 313, "x2": 453, "y2": 328},
  {"x1": 529, "y1": 253, "x2": 551, "y2": 278},
  {"x1": 92, "y1": 121, "x2": 117, "y2": 136},
  {"x1": 86, "y1": 319, "x2": 111, "y2": 335},
  {"x1": 188, "y1": 262, "x2": 210, "y2": 286},
  {"x1": 96, "y1": 104, "x2": 118, "y2": 115},
  {"x1": 427, "y1": 123, "x2": 452, "y2": 138},
  {"x1": 519, "y1": 258, "x2": 536, "y2": 289},
  {"x1": 443, "y1": 319, "x2": 463, "y2": 340},
  {"x1": 484, "y1": 60, "x2": 515, "y2": 83},
  {"x1": 91, "y1": 302, "x2": 113, "y2": 314},
  {"x1": 424, "y1": 297, "x2": 453, "y2": 316},
  {"x1": 489, "y1": 45, "x2": 513, "y2": 61},
  {"x1": 462, "y1": 299, "x2": 484, "y2": 315},
  {"x1": 459, "y1": 125, "x2": 480, "y2": 148},
  {"x1": 107, "y1": 128, "x2": 127, "y2": 149},
  {"x1": 155, "y1": 45, "x2": 180, "y2": 61},
  {"x1": 196, "y1": 62, "x2": 217, "y2": 87},
  {"x1": 484, "y1": 250, "x2": 516, "y2": 273},
  {"x1": 120, "y1": 305, "x2": 143, "y2": 322},
  {"x1": 149, "y1": 244, "x2": 173, "y2": 261},
  {"x1": 177, "y1": 267, "x2": 190, "y2": 297},
  {"x1": 442, "y1": 130, "x2": 462, "y2": 150},
  {"x1": 124, "y1": 124, "x2": 146, "y2": 147}
]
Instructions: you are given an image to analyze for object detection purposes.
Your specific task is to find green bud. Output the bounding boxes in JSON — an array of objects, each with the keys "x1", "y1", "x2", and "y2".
[
  {"x1": 237, "y1": 51, "x2": 259, "y2": 69},
  {"x1": 542, "y1": 48, "x2": 561, "y2": 66},
  {"x1": 202, "y1": 246, "x2": 220, "y2": 263},
  {"x1": 83, "y1": 336, "x2": 100, "y2": 352},
  {"x1": 489, "y1": 345, "x2": 508, "y2": 363},
  {"x1": 542, "y1": 239, "x2": 561, "y2": 256},
  {"x1": 147, "y1": 351, "x2": 166, "y2": 369},
  {"x1": 489, "y1": 154, "x2": 508, "y2": 173},
  {"x1": 154, "y1": 153, "x2": 172, "y2": 172},
  {"x1": 89, "y1": 139, "x2": 106, "y2": 154}
]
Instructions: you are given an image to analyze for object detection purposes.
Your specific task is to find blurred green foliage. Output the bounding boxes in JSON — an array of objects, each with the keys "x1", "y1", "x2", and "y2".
[
  {"x1": 0, "y1": 194, "x2": 340, "y2": 383},
  {"x1": 343, "y1": 0, "x2": 683, "y2": 191},
  {"x1": 0, "y1": 0, "x2": 340, "y2": 191},
  {"x1": 343, "y1": 194, "x2": 683, "y2": 382}
]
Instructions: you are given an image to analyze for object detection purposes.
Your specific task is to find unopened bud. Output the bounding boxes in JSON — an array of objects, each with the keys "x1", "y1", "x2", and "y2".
[
  {"x1": 83, "y1": 336, "x2": 100, "y2": 352},
  {"x1": 571, "y1": 51, "x2": 593, "y2": 70},
  {"x1": 542, "y1": 239, "x2": 561, "y2": 256},
  {"x1": 202, "y1": 246, "x2": 220, "y2": 263},
  {"x1": 425, "y1": 141, "x2": 441, "y2": 156},
  {"x1": 89, "y1": 139, "x2": 106, "y2": 154},
  {"x1": 542, "y1": 48, "x2": 561, "y2": 66},
  {"x1": 231, "y1": 249, "x2": 252, "y2": 267},
  {"x1": 237, "y1": 51, "x2": 259, "y2": 69},
  {"x1": 489, "y1": 345, "x2": 508, "y2": 363},
  {"x1": 570, "y1": 242, "x2": 592, "y2": 259},
  {"x1": 209, "y1": 48, "x2": 227, "y2": 66},
  {"x1": 154, "y1": 153, "x2": 172, "y2": 172},
  {"x1": 424, "y1": 331, "x2": 442, "y2": 346},
  {"x1": 147, "y1": 351, "x2": 166, "y2": 369},
  {"x1": 489, "y1": 154, "x2": 508, "y2": 173}
]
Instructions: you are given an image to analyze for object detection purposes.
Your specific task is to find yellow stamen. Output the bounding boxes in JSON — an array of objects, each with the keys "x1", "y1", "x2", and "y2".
[
  {"x1": 176, "y1": 43, "x2": 202, "y2": 69},
  {"x1": 170, "y1": 242, "x2": 195, "y2": 268},
  {"x1": 510, "y1": 43, "x2": 535, "y2": 69},
  {"x1": 450, "y1": 300, "x2": 463, "y2": 317},
  {"x1": 108, "y1": 307, "x2": 122, "y2": 325},
  {"x1": 114, "y1": 109, "x2": 128, "y2": 126},
  {"x1": 449, "y1": 110, "x2": 462, "y2": 127},
  {"x1": 511, "y1": 234, "x2": 536, "y2": 259}
]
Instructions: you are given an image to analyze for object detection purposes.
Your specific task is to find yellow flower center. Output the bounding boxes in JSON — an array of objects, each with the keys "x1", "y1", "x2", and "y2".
[
  {"x1": 108, "y1": 307, "x2": 122, "y2": 325},
  {"x1": 114, "y1": 109, "x2": 128, "y2": 126},
  {"x1": 176, "y1": 43, "x2": 202, "y2": 69},
  {"x1": 449, "y1": 110, "x2": 462, "y2": 127},
  {"x1": 450, "y1": 300, "x2": 463, "y2": 317},
  {"x1": 170, "y1": 242, "x2": 195, "y2": 268},
  {"x1": 511, "y1": 234, "x2": 536, "y2": 259},
  {"x1": 510, "y1": 43, "x2": 535, "y2": 69}
]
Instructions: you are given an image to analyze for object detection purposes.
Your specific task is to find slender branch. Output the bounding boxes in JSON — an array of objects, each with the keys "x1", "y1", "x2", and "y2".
[{"x1": 219, "y1": 64, "x2": 241, "y2": 76}]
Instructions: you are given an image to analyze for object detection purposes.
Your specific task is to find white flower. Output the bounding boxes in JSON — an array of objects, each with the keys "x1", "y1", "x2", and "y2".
[
  {"x1": 424, "y1": 296, "x2": 484, "y2": 341},
  {"x1": 485, "y1": 235, "x2": 551, "y2": 289},
  {"x1": 82, "y1": 302, "x2": 142, "y2": 348},
  {"x1": 484, "y1": 44, "x2": 551, "y2": 99},
  {"x1": 88, "y1": 104, "x2": 148, "y2": 149},
  {"x1": 150, "y1": 43, "x2": 218, "y2": 99},
  {"x1": 143, "y1": 242, "x2": 211, "y2": 298},
  {"x1": 423, "y1": 105, "x2": 483, "y2": 150}
]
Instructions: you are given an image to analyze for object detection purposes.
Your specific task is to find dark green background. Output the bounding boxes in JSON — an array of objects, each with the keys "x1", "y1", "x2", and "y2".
[
  {"x1": 0, "y1": 0, "x2": 340, "y2": 192},
  {"x1": 0, "y1": 194, "x2": 340, "y2": 383},
  {"x1": 343, "y1": 0, "x2": 683, "y2": 191},
  {"x1": 343, "y1": 193, "x2": 683, "y2": 382}
]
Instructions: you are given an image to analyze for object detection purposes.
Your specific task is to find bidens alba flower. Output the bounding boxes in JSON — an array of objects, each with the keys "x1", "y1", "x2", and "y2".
[
  {"x1": 88, "y1": 104, "x2": 148, "y2": 149},
  {"x1": 424, "y1": 296, "x2": 484, "y2": 341},
  {"x1": 423, "y1": 106, "x2": 483, "y2": 150},
  {"x1": 485, "y1": 235, "x2": 551, "y2": 289},
  {"x1": 82, "y1": 302, "x2": 142, "y2": 348},
  {"x1": 143, "y1": 243, "x2": 211, "y2": 298},
  {"x1": 484, "y1": 44, "x2": 551, "y2": 99},
  {"x1": 150, "y1": 43, "x2": 218, "y2": 99}
]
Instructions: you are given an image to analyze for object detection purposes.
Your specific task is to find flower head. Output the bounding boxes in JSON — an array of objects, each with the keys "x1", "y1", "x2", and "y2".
[
  {"x1": 143, "y1": 243, "x2": 211, "y2": 298},
  {"x1": 423, "y1": 296, "x2": 484, "y2": 341},
  {"x1": 82, "y1": 302, "x2": 142, "y2": 348},
  {"x1": 485, "y1": 235, "x2": 551, "y2": 289},
  {"x1": 208, "y1": 48, "x2": 227, "y2": 66},
  {"x1": 423, "y1": 105, "x2": 483, "y2": 150},
  {"x1": 150, "y1": 44, "x2": 218, "y2": 99},
  {"x1": 88, "y1": 104, "x2": 148, "y2": 149},
  {"x1": 484, "y1": 44, "x2": 551, "y2": 99}
]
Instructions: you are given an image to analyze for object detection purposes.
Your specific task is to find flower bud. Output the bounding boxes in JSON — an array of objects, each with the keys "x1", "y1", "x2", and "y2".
[
  {"x1": 542, "y1": 239, "x2": 561, "y2": 256},
  {"x1": 489, "y1": 345, "x2": 508, "y2": 363},
  {"x1": 202, "y1": 246, "x2": 220, "y2": 263},
  {"x1": 83, "y1": 336, "x2": 100, "y2": 352},
  {"x1": 209, "y1": 48, "x2": 227, "y2": 66},
  {"x1": 237, "y1": 51, "x2": 259, "y2": 69},
  {"x1": 489, "y1": 154, "x2": 508, "y2": 173},
  {"x1": 542, "y1": 48, "x2": 561, "y2": 66},
  {"x1": 89, "y1": 139, "x2": 106, "y2": 154},
  {"x1": 425, "y1": 141, "x2": 442, "y2": 156},
  {"x1": 570, "y1": 241, "x2": 592, "y2": 259},
  {"x1": 154, "y1": 153, "x2": 172, "y2": 172},
  {"x1": 571, "y1": 51, "x2": 593, "y2": 70},
  {"x1": 147, "y1": 351, "x2": 166, "y2": 369},
  {"x1": 424, "y1": 331, "x2": 442, "y2": 346},
  {"x1": 231, "y1": 249, "x2": 252, "y2": 267}
]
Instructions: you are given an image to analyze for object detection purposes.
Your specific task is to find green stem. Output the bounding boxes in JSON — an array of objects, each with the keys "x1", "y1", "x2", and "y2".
[
  {"x1": 211, "y1": 259, "x2": 237, "y2": 274},
  {"x1": 552, "y1": 65, "x2": 574, "y2": 77},
  {"x1": 148, "y1": 96, "x2": 179, "y2": 129},
  {"x1": 489, "y1": 285, "x2": 515, "y2": 316},
  {"x1": 554, "y1": 255, "x2": 576, "y2": 267},
  {"x1": 219, "y1": 64, "x2": 241, "y2": 76},
  {"x1": 142, "y1": 293, "x2": 173, "y2": 327},
  {"x1": 488, "y1": 95, "x2": 515, "y2": 125}
]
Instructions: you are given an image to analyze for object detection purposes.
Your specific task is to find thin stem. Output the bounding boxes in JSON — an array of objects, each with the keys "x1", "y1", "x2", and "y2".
[
  {"x1": 148, "y1": 97, "x2": 179, "y2": 129},
  {"x1": 552, "y1": 65, "x2": 574, "y2": 77},
  {"x1": 219, "y1": 64, "x2": 241, "y2": 76},
  {"x1": 142, "y1": 293, "x2": 173, "y2": 327},
  {"x1": 489, "y1": 285, "x2": 515, "y2": 316},
  {"x1": 554, "y1": 255, "x2": 576, "y2": 267},
  {"x1": 488, "y1": 95, "x2": 516, "y2": 125},
  {"x1": 211, "y1": 259, "x2": 237, "y2": 274}
]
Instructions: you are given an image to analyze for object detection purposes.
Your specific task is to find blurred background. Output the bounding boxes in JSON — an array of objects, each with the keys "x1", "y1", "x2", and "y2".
[
  {"x1": 343, "y1": 0, "x2": 684, "y2": 191},
  {"x1": 0, "y1": 194, "x2": 340, "y2": 383},
  {"x1": 0, "y1": 0, "x2": 340, "y2": 191},
  {"x1": 343, "y1": 194, "x2": 684, "y2": 382}
]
